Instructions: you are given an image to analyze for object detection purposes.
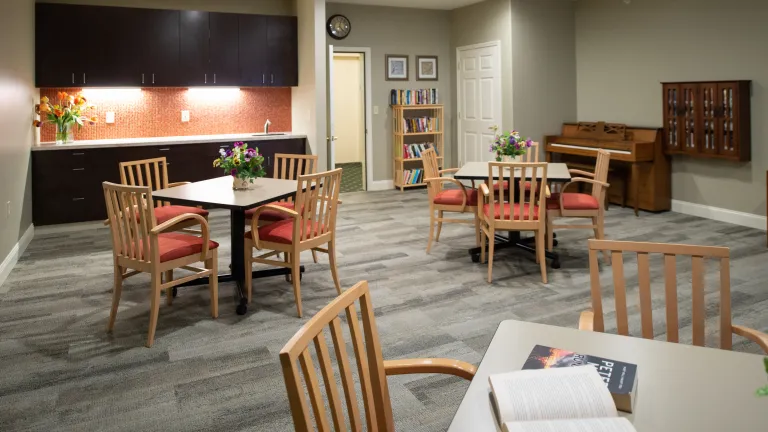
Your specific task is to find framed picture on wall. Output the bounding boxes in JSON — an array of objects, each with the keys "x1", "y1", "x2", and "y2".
[
  {"x1": 386, "y1": 55, "x2": 409, "y2": 81},
  {"x1": 416, "y1": 56, "x2": 438, "y2": 80}
]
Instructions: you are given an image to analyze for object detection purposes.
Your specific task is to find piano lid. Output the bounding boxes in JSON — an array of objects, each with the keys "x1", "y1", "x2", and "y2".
[{"x1": 575, "y1": 121, "x2": 627, "y2": 141}]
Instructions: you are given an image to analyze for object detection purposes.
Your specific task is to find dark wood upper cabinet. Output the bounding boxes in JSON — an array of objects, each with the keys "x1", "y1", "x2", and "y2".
[
  {"x1": 36, "y1": 4, "x2": 92, "y2": 87},
  {"x1": 138, "y1": 8, "x2": 180, "y2": 86},
  {"x1": 239, "y1": 14, "x2": 269, "y2": 86},
  {"x1": 267, "y1": 16, "x2": 298, "y2": 87},
  {"x1": 209, "y1": 13, "x2": 240, "y2": 86},
  {"x1": 662, "y1": 81, "x2": 751, "y2": 161},
  {"x1": 179, "y1": 10, "x2": 210, "y2": 86}
]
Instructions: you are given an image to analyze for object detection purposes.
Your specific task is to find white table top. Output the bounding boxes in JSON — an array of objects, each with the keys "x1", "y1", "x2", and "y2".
[
  {"x1": 454, "y1": 162, "x2": 571, "y2": 181},
  {"x1": 448, "y1": 320, "x2": 768, "y2": 432},
  {"x1": 152, "y1": 176, "x2": 298, "y2": 211}
]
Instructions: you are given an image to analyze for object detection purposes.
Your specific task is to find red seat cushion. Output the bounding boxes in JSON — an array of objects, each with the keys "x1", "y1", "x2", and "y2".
[
  {"x1": 483, "y1": 203, "x2": 539, "y2": 220},
  {"x1": 547, "y1": 193, "x2": 600, "y2": 210},
  {"x1": 433, "y1": 188, "x2": 478, "y2": 206},
  {"x1": 153, "y1": 205, "x2": 209, "y2": 225},
  {"x1": 245, "y1": 201, "x2": 296, "y2": 222},
  {"x1": 156, "y1": 233, "x2": 219, "y2": 262},
  {"x1": 246, "y1": 219, "x2": 325, "y2": 244},
  {"x1": 493, "y1": 181, "x2": 509, "y2": 190}
]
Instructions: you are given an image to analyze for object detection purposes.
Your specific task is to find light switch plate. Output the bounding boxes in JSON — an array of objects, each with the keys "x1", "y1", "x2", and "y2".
[
  {"x1": 373, "y1": 106, "x2": 379, "y2": 115},
  {"x1": 105, "y1": 111, "x2": 115, "y2": 124},
  {"x1": 181, "y1": 110, "x2": 190, "y2": 122}
]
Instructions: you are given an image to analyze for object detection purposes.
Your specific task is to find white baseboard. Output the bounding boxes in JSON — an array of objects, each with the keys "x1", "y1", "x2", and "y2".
[
  {"x1": 671, "y1": 199, "x2": 766, "y2": 231},
  {"x1": 0, "y1": 224, "x2": 34, "y2": 293},
  {"x1": 368, "y1": 180, "x2": 394, "y2": 191}
]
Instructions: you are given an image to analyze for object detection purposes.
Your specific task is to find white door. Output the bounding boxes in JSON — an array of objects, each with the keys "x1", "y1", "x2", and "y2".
[
  {"x1": 327, "y1": 45, "x2": 337, "y2": 169},
  {"x1": 457, "y1": 42, "x2": 502, "y2": 165}
]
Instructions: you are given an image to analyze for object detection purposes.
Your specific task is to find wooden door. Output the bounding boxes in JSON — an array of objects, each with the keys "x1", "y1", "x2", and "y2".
[
  {"x1": 716, "y1": 82, "x2": 740, "y2": 158},
  {"x1": 180, "y1": 11, "x2": 210, "y2": 86},
  {"x1": 266, "y1": 16, "x2": 298, "y2": 86},
  {"x1": 209, "y1": 13, "x2": 240, "y2": 86},
  {"x1": 662, "y1": 84, "x2": 681, "y2": 153},
  {"x1": 678, "y1": 83, "x2": 699, "y2": 155},
  {"x1": 138, "y1": 8, "x2": 180, "y2": 86},
  {"x1": 239, "y1": 14, "x2": 269, "y2": 86},
  {"x1": 698, "y1": 83, "x2": 719, "y2": 156}
]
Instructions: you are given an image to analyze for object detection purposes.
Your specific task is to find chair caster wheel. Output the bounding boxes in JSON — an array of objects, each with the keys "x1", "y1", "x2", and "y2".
[
  {"x1": 236, "y1": 299, "x2": 248, "y2": 315},
  {"x1": 172, "y1": 287, "x2": 178, "y2": 298},
  {"x1": 553, "y1": 239, "x2": 559, "y2": 247},
  {"x1": 551, "y1": 259, "x2": 561, "y2": 269},
  {"x1": 471, "y1": 253, "x2": 481, "y2": 263}
]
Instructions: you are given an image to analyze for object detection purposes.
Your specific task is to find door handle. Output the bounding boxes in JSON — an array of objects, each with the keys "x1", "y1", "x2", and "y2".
[
  {"x1": 72, "y1": 168, "x2": 85, "y2": 171},
  {"x1": 72, "y1": 197, "x2": 85, "y2": 201},
  {"x1": 262, "y1": 74, "x2": 265, "y2": 84},
  {"x1": 158, "y1": 148, "x2": 171, "y2": 151},
  {"x1": 72, "y1": 152, "x2": 84, "y2": 156},
  {"x1": 327, "y1": 136, "x2": 338, "y2": 141},
  {"x1": 142, "y1": 73, "x2": 145, "y2": 84},
  {"x1": 72, "y1": 73, "x2": 75, "y2": 84}
]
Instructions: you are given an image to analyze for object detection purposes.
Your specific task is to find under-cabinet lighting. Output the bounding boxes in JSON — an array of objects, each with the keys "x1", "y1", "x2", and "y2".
[
  {"x1": 80, "y1": 88, "x2": 143, "y2": 102},
  {"x1": 186, "y1": 87, "x2": 242, "y2": 102}
]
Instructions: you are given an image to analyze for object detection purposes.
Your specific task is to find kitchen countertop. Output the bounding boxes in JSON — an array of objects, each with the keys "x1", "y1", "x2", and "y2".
[{"x1": 32, "y1": 132, "x2": 306, "y2": 151}]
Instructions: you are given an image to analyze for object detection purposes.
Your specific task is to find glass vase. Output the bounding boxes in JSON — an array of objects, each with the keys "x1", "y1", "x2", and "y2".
[{"x1": 55, "y1": 123, "x2": 73, "y2": 145}]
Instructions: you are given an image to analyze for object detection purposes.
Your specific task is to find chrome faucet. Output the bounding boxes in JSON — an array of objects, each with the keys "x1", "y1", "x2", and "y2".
[{"x1": 264, "y1": 119, "x2": 271, "y2": 134}]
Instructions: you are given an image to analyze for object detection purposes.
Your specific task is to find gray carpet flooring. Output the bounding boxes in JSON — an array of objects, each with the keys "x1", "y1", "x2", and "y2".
[
  {"x1": 336, "y1": 162, "x2": 365, "y2": 193},
  {"x1": 1, "y1": 189, "x2": 767, "y2": 431}
]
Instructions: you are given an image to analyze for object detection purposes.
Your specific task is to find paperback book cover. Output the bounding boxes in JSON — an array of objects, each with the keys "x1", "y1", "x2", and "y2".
[{"x1": 522, "y1": 345, "x2": 638, "y2": 412}]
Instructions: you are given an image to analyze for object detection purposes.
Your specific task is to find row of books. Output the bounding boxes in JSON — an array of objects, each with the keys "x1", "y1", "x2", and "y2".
[
  {"x1": 402, "y1": 116, "x2": 440, "y2": 133},
  {"x1": 390, "y1": 89, "x2": 439, "y2": 105},
  {"x1": 402, "y1": 142, "x2": 439, "y2": 159},
  {"x1": 402, "y1": 169, "x2": 424, "y2": 185}
]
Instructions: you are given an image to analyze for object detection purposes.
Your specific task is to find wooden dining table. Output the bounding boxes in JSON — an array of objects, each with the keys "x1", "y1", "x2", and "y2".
[
  {"x1": 153, "y1": 176, "x2": 303, "y2": 315},
  {"x1": 448, "y1": 320, "x2": 768, "y2": 431},
  {"x1": 454, "y1": 162, "x2": 572, "y2": 268}
]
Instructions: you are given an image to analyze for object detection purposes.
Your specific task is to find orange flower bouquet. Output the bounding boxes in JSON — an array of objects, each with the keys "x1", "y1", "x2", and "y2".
[{"x1": 33, "y1": 91, "x2": 97, "y2": 144}]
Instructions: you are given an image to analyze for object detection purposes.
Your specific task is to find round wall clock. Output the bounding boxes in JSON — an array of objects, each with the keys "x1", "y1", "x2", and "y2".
[{"x1": 327, "y1": 14, "x2": 351, "y2": 40}]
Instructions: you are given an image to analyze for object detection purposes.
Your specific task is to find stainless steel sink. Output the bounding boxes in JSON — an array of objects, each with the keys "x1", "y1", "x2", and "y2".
[{"x1": 251, "y1": 132, "x2": 286, "y2": 136}]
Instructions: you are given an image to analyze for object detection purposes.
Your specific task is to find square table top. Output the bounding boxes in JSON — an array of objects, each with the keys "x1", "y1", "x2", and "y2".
[
  {"x1": 152, "y1": 176, "x2": 298, "y2": 211},
  {"x1": 454, "y1": 161, "x2": 571, "y2": 181},
  {"x1": 447, "y1": 320, "x2": 767, "y2": 432}
]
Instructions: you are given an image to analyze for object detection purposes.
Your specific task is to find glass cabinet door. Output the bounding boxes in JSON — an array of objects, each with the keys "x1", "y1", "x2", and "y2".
[
  {"x1": 699, "y1": 83, "x2": 719, "y2": 155},
  {"x1": 679, "y1": 83, "x2": 699, "y2": 154},
  {"x1": 716, "y1": 83, "x2": 739, "y2": 158},
  {"x1": 662, "y1": 84, "x2": 681, "y2": 152}
]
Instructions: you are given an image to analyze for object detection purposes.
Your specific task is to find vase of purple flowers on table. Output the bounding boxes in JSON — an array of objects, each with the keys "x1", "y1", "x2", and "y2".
[
  {"x1": 213, "y1": 141, "x2": 266, "y2": 190},
  {"x1": 489, "y1": 125, "x2": 533, "y2": 162}
]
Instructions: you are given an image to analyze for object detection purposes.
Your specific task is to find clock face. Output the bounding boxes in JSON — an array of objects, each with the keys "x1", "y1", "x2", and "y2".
[{"x1": 327, "y1": 14, "x2": 351, "y2": 40}]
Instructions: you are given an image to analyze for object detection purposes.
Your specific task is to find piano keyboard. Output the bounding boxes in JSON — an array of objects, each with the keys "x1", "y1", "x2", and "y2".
[{"x1": 551, "y1": 143, "x2": 631, "y2": 155}]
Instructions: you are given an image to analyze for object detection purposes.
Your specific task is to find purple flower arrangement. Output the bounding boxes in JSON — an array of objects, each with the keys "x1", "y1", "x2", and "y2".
[
  {"x1": 213, "y1": 141, "x2": 266, "y2": 184},
  {"x1": 488, "y1": 125, "x2": 532, "y2": 162}
]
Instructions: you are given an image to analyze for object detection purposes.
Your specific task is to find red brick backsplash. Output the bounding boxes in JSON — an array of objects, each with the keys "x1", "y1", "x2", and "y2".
[{"x1": 38, "y1": 87, "x2": 292, "y2": 142}]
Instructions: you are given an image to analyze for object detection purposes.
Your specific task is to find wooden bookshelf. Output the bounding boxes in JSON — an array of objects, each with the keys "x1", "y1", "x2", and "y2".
[{"x1": 391, "y1": 104, "x2": 444, "y2": 191}]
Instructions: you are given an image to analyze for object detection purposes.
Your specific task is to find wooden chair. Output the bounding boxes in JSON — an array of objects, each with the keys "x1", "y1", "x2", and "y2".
[
  {"x1": 245, "y1": 169, "x2": 343, "y2": 318},
  {"x1": 422, "y1": 148, "x2": 479, "y2": 253},
  {"x1": 279, "y1": 280, "x2": 476, "y2": 431},
  {"x1": 119, "y1": 157, "x2": 208, "y2": 232},
  {"x1": 546, "y1": 149, "x2": 611, "y2": 263},
  {"x1": 246, "y1": 153, "x2": 320, "y2": 263},
  {"x1": 580, "y1": 239, "x2": 768, "y2": 353},
  {"x1": 102, "y1": 182, "x2": 219, "y2": 348},
  {"x1": 494, "y1": 141, "x2": 540, "y2": 197},
  {"x1": 479, "y1": 162, "x2": 548, "y2": 283}
]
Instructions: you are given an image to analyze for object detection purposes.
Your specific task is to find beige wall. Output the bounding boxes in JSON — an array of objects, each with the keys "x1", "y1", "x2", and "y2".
[
  {"x1": 0, "y1": 0, "x2": 35, "y2": 265},
  {"x1": 332, "y1": 54, "x2": 365, "y2": 164},
  {"x1": 576, "y1": 0, "x2": 768, "y2": 215},
  {"x1": 39, "y1": 0, "x2": 294, "y2": 14},
  {"x1": 326, "y1": 3, "x2": 453, "y2": 181}
]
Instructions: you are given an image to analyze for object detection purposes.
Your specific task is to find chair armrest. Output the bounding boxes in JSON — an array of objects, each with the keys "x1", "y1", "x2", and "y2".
[
  {"x1": 167, "y1": 181, "x2": 191, "y2": 188},
  {"x1": 151, "y1": 213, "x2": 211, "y2": 260},
  {"x1": 479, "y1": 183, "x2": 490, "y2": 197},
  {"x1": 248, "y1": 204, "x2": 299, "y2": 248},
  {"x1": 568, "y1": 169, "x2": 595, "y2": 178},
  {"x1": 438, "y1": 168, "x2": 460, "y2": 175},
  {"x1": 383, "y1": 358, "x2": 476, "y2": 381},
  {"x1": 579, "y1": 311, "x2": 595, "y2": 331},
  {"x1": 732, "y1": 325, "x2": 768, "y2": 354},
  {"x1": 544, "y1": 185, "x2": 551, "y2": 199}
]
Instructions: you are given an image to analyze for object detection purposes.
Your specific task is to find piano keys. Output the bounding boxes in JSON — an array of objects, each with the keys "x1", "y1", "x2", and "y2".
[{"x1": 545, "y1": 122, "x2": 671, "y2": 215}]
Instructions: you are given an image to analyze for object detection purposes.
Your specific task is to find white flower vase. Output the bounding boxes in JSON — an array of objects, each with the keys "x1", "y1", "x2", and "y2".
[
  {"x1": 232, "y1": 177, "x2": 253, "y2": 190},
  {"x1": 501, "y1": 155, "x2": 521, "y2": 163}
]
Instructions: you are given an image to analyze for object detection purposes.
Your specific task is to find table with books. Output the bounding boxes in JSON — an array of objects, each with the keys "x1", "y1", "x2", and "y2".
[{"x1": 447, "y1": 320, "x2": 767, "y2": 432}]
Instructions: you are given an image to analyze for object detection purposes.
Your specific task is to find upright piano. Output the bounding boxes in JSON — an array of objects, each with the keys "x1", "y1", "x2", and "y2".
[{"x1": 545, "y1": 122, "x2": 670, "y2": 215}]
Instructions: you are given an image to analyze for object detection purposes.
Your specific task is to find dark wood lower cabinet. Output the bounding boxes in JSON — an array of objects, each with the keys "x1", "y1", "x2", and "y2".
[{"x1": 32, "y1": 138, "x2": 308, "y2": 225}]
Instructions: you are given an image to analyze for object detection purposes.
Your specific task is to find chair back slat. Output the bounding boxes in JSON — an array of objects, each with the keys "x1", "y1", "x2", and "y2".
[
  {"x1": 421, "y1": 148, "x2": 442, "y2": 198},
  {"x1": 487, "y1": 162, "x2": 547, "y2": 223},
  {"x1": 591, "y1": 150, "x2": 611, "y2": 202},
  {"x1": 589, "y1": 239, "x2": 732, "y2": 349},
  {"x1": 279, "y1": 281, "x2": 394, "y2": 432},
  {"x1": 522, "y1": 141, "x2": 540, "y2": 162},
  {"x1": 294, "y1": 169, "x2": 342, "y2": 243},
  {"x1": 103, "y1": 182, "x2": 157, "y2": 263},
  {"x1": 120, "y1": 157, "x2": 170, "y2": 208},
  {"x1": 275, "y1": 154, "x2": 319, "y2": 204}
]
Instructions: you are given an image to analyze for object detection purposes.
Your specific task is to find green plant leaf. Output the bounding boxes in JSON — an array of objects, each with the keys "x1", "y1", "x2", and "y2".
[{"x1": 757, "y1": 385, "x2": 768, "y2": 397}]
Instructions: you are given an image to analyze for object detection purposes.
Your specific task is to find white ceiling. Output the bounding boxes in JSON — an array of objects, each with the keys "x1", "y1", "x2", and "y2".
[{"x1": 332, "y1": 0, "x2": 487, "y2": 10}]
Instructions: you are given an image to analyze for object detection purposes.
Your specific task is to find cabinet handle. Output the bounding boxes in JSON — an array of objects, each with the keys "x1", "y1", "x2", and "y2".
[
  {"x1": 271, "y1": 74, "x2": 274, "y2": 84},
  {"x1": 205, "y1": 74, "x2": 207, "y2": 84},
  {"x1": 72, "y1": 73, "x2": 75, "y2": 84},
  {"x1": 262, "y1": 74, "x2": 265, "y2": 84},
  {"x1": 214, "y1": 73, "x2": 216, "y2": 84},
  {"x1": 72, "y1": 197, "x2": 85, "y2": 201},
  {"x1": 72, "y1": 168, "x2": 85, "y2": 171},
  {"x1": 142, "y1": 73, "x2": 145, "y2": 84},
  {"x1": 83, "y1": 73, "x2": 86, "y2": 84},
  {"x1": 152, "y1": 73, "x2": 155, "y2": 84},
  {"x1": 72, "y1": 152, "x2": 84, "y2": 156},
  {"x1": 158, "y1": 148, "x2": 171, "y2": 151},
  {"x1": 267, "y1": 156, "x2": 271, "y2": 165}
]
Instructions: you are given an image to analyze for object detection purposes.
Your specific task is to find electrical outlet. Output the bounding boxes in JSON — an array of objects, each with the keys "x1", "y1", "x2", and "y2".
[
  {"x1": 105, "y1": 111, "x2": 115, "y2": 124},
  {"x1": 181, "y1": 110, "x2": 190, "y2": 122},
  {"x1": 373, "y1": 106, "x2": 379, "y2": 115},
  {"x1": 6, "y1": 201, "x2": 10, "y2": 217}
]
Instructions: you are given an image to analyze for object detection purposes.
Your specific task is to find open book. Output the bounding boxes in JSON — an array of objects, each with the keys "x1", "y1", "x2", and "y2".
[{"x1": 489, "y1": 367, "x2": 637, "y2": 432}]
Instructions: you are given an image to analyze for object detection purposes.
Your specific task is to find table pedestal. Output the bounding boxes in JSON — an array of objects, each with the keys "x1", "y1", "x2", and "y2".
[{"x1": 468, "y1": 231, "x2": 560, "y2": 269}]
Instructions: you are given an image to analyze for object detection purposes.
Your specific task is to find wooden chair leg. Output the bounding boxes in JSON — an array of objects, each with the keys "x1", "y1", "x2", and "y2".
[
  {"x1": 480, "y1": 227, "x2": 487, "y2": 264},
  {"x1": 427, "y1": 206, "x2": 436, "y2": 254},
  {"x1": 546, "y1": 215, "x2": 554, "y2": 251},
  {"x1": 208, "y1": 252, "x2": 219, "y2": 318},
  {"x1": 534, "y1": 233, "x2": 540, "y2": 264},
  {"x1": 328, "y1": 239, "x2": 342, "y2": 295},
  {"x1": 107, "y1": 263, "x2": 123, "y2": 332},
  {"x1": 291, "y1": 250, "x2": 302, "y2": 318},
  {"x1": 164, "y1": 270, "x2": 174, "y2": 306},
  {"x1": 474, "y1": 212, "x2": 481, "y2": 248},
  {"x1": 311, "y1": 249, "x2": 319, "y2": 264},
  {"x1": 596, "y1": 213, "x2": 609, "y2": 264},
  {"x1": 537, "y1": 230, "x2": 548, "y2": 284},
  {"x1": 435, "y1": 210, "x2": 444, "y2": 242},
  {"x1": 487, "y1": 229, "x2": 495, "y2": 283},
  {"x1": 146, "y1": 272, "x2": 161, "y2": 348},
  {"x1": 244, "y1": 238, "x2": 253, "y2": 304},
  {"x1": 284, "y1": 252, "x2": 291, "y2": 283}
]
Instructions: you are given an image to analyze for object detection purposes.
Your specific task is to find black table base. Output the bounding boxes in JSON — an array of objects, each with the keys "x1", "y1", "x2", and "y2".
[{"x1": 469, "y1": 232, "x2": 561, "y2": 269}]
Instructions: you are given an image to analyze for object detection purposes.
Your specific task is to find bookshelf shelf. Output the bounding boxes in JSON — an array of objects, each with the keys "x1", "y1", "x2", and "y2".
[{"x1": 392, "y1": 104, "x2": 444, "y2": 192}]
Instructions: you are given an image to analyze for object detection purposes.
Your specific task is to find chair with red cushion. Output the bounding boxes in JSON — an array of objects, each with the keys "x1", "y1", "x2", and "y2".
[
  {"x1": 494, "y1": 141, "x2": 541, "y2": 198},
  {"x1": 245, "y1": 169, "x2": 343, "y2": 318},
  {"x1": 245, "y1": 153, "x2": 320, "y2": 263},
  {"x1": 546, "y1": 149, "x2": 611, "y2": 264},
  {"x1": 102, "y1": 182, "x2": 219, "y2": 348},
  {"x1": 119, "y1": 157, "x2": 209, "y2": 233},
  {"x1": 478, "y1": 162, "x2": 548, "y2": 283},
  {"x1": 422, "y1": 148, "x2": 480, "y2": 253}
]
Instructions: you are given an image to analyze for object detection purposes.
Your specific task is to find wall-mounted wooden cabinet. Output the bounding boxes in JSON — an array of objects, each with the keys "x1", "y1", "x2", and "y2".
[
  {"x1": 35, "y1": 3, "x2": 298, "y2": 88},
  {"x1": 662, "y1": 81, "x2": 751, "y2": 161}
]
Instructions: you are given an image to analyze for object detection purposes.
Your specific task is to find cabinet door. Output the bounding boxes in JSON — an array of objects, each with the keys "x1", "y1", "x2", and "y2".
[
  {"x1": 678, "y1": 83, "x2": 698, "y2": 155},
  {"x1": 267, "y1": 16, "x2": 298, "y2": 87},
  {"x1": 239, "y1": 14, "x2": 269, "y2": 86},
  {"x1": 716, "y1": 83, "x2": 741, "y2": 159},
  {"x1": 662, "y1": 84, "x2": 681, "y2": 153},
  {"x1": 180, "y1": 11, "x2": 210, "y2": 86},
  {"x1": 138, "y1": 8, "x2": 180, "y2": 86},
  {"x1": 84, "y1": 6, "x2": 143, "y2": 87},
  {"x1": 35, "y1": 4, "x2": 89, "y2": 87},
  {"x1": 209, "y1": 13, "x2": 240, "y2": 86},
  {"x1": 698, "y1": 83, "x2": 719, "y2": 156}
]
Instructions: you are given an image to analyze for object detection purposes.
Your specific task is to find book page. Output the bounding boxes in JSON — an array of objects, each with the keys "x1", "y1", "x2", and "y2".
[
  {"x1": 504, "y1": 418, "x2": 636, "y2": 432},
  {"x1": 489, "y1": 366, "x2": 617, "y2": 424}
]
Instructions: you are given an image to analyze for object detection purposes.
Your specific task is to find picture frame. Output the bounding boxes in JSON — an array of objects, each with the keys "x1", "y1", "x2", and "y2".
[
  {"x1": 385, "y1": 55, "x2": 409, "y2": 81},
  {"x1": 416, "y1": 56, "x2": 438, "y2": 81}
]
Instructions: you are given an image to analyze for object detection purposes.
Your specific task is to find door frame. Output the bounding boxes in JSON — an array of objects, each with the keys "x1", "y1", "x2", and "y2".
[
  {"x1": 330, "y1": 46, "x2": 373, "y2": 190},
  {"x1": 456, "y1": 40, "x2": 503, "y2": 166}
]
